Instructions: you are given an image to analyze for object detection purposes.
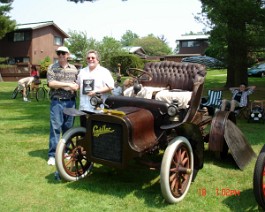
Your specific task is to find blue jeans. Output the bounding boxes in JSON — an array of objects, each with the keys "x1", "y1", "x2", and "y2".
[{"x1": 48, "y1": 99, "x2": 76, "y2": 158}]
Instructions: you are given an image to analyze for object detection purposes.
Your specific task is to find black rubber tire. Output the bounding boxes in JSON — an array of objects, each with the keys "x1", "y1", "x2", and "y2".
[
  {"x1": 253, "y1": 144, "x2": 265, "y2": 210},
  {"x1": 11, "y1": 86, "x2": 19, "y2": 99},
  {"x1": 36, "y1": 87, "x2": 46, "y2": 101}
]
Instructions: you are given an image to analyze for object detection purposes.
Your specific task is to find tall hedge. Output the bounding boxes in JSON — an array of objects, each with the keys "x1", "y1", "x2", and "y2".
[{"x1": 110, "y1": 54, "x2": 144, "y2": 76}]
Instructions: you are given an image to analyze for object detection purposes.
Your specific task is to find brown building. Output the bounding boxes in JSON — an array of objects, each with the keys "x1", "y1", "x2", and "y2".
[
  {"x1": 176, "y1": 34, "x2": 209, "y2": 55},
  {"x1": 0, "y1": 21, "x2": 69, "y2": 65}
]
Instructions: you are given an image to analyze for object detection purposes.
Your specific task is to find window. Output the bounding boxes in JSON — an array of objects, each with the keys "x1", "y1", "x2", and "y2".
[
  {"x1": 181, "y1": 41, "x2": 201, "y2": 48},
  {"x1": 13, "y1": 31, "x2": 31, "y2": 42},
  {"x1": 14, "y1": 57, "x2": 29, "y2": 63},
  {"x1": 54, "y1": 36, "x2": 62, "y2": 45},
  {"x1": 23, "y1": 57, "x2": 30, "y2": 63},
  {"x1": 14, "y1": 32, "x2": 24, "y2": 42}
]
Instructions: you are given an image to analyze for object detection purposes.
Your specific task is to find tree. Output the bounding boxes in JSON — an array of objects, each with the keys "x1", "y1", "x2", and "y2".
[
  {"x1": 157, "y1": 34, "x2": 167, "y2": 45},
  {"x1": 0, "y1": 0, "x2": 16, "y2": 39},
  {"x1": 199, "y1": 0, "x2": 265, "y2": 87},
  {"x1": 120, "y1": 30, "x2": 139, "y2": 47},
  {"x1": 65, "y1": 30, "x2": 125, "y2": 70},
  {"x1": 133, "y1": 34, "x2": 172, "y2": 56},
  {"x1": 65, "y1": 30, "x2": 98, "y2": 63},
  {"x1": 97, "y1": 36, "x2": 125, "y2": 69},
  {"x1": 39, "y1": 56, "x2": 52, "y2": 78}
]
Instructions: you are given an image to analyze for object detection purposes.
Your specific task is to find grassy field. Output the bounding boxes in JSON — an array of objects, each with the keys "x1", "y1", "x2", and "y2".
[{"x1": 0, "y1": 70, "x2": 264, "y2": 211}]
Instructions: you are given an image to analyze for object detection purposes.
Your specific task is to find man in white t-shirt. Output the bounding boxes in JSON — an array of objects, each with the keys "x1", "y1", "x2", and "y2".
[
  {"x1": 77, "y1": 50, "x2": 114, "y2": 112},
  {"x1": 18, "y1": 76, "x2": 35, "y2": 102}
]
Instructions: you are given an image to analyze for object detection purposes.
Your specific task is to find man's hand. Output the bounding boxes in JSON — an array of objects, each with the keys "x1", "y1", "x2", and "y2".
[
  {"x1": 61, "y1": 82, "x2": 79, "y2": 91},
  {"x1": 68, "y1": 82, "x2": 79, "y2": 91}
]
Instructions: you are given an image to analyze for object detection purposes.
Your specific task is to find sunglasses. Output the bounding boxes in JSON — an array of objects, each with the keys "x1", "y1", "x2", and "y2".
[
  {"x1": 87, "y1": 57, "x2": 96, "y2": 60},
  {"x1": 57, "y1": 51, "x2": 67, "y2": 56}
]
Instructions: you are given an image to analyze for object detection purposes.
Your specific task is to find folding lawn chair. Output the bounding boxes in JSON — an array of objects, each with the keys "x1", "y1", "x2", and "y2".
[{"x1": 201, "y1": 90, "x2": 222, "y2": 115}]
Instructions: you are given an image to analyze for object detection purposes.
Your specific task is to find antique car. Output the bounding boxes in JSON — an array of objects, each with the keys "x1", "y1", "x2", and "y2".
[{"x1": 55, "y1": 61, "x2": 249, "y2": 203}]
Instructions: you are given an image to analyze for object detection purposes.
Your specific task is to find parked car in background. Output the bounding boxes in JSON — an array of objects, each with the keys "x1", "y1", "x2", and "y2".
[{"x1": 248, "y1": 63, "x2": 265, "y2": 78}]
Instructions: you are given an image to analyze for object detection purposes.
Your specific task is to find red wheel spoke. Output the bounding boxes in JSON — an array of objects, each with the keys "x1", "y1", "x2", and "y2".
[
  {"x1": 177, "y1": 149, "x2": 181, "y2": 161},
  {"x1": 182, "y1": 157, "x2": 189, "y2": 166},
  {"x1": 169, "y1": 171, "x2": 176, "y2": 182},
  {"x1": 180, "y1": 149, "x2": 186, "y2": 161},
  {"x1": 170, "y1": 174, "x2": 177, "y2": 190}
]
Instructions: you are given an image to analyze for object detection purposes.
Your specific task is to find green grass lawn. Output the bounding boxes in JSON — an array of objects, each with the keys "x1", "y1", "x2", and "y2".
[{"x1": 0, "y1": 71, "x2": 264, "y2": 211}]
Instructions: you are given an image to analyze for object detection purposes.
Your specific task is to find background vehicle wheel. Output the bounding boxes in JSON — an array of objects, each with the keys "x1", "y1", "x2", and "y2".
[
  {"x1": 253, "y1": 144, "x2": 265, "y2": 210},
  {"x1": 11, "y1": 86, "x2": 19, "y2": 99},
  {"x1": 55, "y1": 127, "x2": 93, "y2": 181},
  {"x1": 36, "y1": 87, "x2": 46, "y2": 101},
  {"x1": 160, "y1": 136, "x2": 194, "y2": 203}
]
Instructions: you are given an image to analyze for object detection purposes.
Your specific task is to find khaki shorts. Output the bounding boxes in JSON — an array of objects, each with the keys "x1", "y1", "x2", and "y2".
[
  {"x1": 226, "y1": 100, "x2": 240, "y2": 108},
  {"x1": 18, "y1": 82, "x2": 26, "y2": 90}
]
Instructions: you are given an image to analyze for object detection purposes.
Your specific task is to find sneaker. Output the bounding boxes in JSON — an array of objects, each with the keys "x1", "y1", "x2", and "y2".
[
  {"x1": 47, "y1": 157, "x2": 55, "y2": 166},
  {"x1": 23, "y1": 97, "x2": 31, "y2": 102}
]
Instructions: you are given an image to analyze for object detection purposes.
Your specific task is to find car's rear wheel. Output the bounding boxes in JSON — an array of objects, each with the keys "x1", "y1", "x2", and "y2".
[
  {"x1": 253, "y1": 144, "x2": 265, "y2": 210},
  {"x1": 55, "y1": 127, "x2": 93, "y2": 181},
  {"x1": 160, "y1": 136, "x2": 194, "y2": 203}
]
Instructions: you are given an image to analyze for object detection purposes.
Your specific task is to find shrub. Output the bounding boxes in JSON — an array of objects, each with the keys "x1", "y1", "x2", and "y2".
[
  {"x1": 39, "y1": 56, "x2": 52, "y2": 78},
  {"x1": 110, "y1": 54, "x2": 144, "y2": 76}
]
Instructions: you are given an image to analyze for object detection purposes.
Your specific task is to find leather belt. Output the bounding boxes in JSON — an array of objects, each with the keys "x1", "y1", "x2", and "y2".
[{"x1": 52, "y1": 97, "x2": 75, "y2": 101}]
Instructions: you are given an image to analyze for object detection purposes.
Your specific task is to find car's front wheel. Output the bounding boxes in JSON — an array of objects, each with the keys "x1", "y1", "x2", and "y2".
[
  {"x1": 55, "y1": 127, "x2": 93, "y2": 181},
  {"x1": 160, "y1": 136, "x2": 194, "y2": 203}
]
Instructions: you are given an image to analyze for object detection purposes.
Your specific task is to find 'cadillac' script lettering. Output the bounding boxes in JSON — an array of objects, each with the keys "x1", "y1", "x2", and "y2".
[{"x1": 93, "y1": 125, "x2": 114, "y2": 137}]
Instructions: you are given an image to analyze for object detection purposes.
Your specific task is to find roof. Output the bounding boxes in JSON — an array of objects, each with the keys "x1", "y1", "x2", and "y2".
[
  {"x1": 123, "y1": 46, "x2": 146, "y2": 54},
  {"x1": 176, "y1": 34, "x2": 209, "y2": 41},
  {"x1": 16, "y1": 21, "x2": 69, "y2": 38}
]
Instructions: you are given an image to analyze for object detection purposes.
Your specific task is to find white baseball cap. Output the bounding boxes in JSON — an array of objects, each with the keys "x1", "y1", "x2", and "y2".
[{"x1": 56, "y1": 46, "x2": 70, "y2": 53}]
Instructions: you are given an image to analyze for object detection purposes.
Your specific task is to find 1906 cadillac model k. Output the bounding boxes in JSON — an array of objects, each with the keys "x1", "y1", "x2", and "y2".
[{"x1": 55, "y1": 61, "x2": 254, "y2": 203}]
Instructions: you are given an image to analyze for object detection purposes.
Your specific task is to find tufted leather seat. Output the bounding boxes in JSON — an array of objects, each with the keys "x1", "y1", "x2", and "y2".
[
  {"x1": 140, "y1": 61, "x2": 206, "y2": 91},
  {"x1": 140, "y1": 61, "x2": 206, "y2": 123}
]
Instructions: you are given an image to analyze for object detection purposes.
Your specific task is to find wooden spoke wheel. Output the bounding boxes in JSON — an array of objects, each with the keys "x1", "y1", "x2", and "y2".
[
  {"x1": 160, "y1": 136, "x2": 194, "y2": 203},
  {"x1": 55, "y1": 127, "x2": 93, "y2": 181}
]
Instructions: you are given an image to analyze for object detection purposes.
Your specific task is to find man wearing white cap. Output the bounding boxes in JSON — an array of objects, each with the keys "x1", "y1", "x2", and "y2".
[{"x1": 46, "y1": 46, "x2": 79, "y2": 165}]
